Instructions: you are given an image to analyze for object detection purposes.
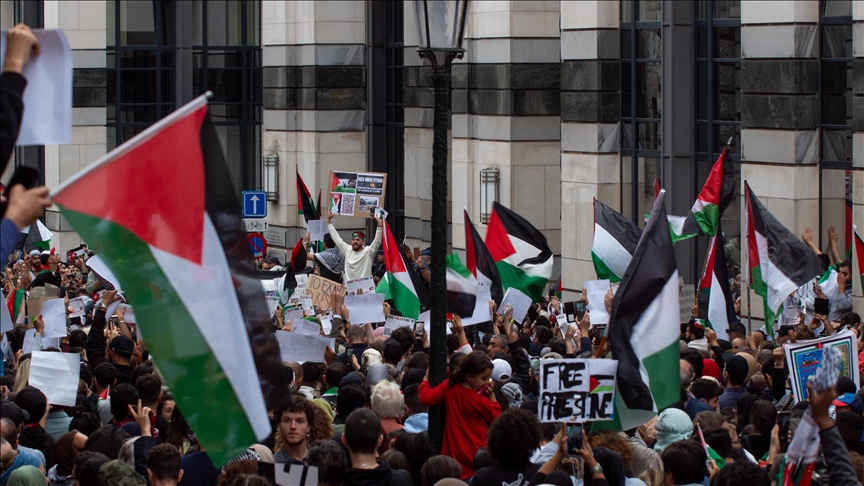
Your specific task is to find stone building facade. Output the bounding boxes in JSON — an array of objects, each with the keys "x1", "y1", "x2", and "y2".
[{"x1": 1, "y1": 0, "x2": 861, "y2": 320}]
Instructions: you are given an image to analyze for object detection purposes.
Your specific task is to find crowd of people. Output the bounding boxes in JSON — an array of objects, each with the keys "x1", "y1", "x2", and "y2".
[{"x1": 1, "y1": 20, "x2": 863, "y2": 486}]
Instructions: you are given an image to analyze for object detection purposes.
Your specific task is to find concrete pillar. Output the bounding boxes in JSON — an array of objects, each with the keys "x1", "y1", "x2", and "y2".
[
  {"x1": 559, "y1": 1, "x2": 620, "y2": 294},
  {"x1": 449, "y1": 0, "x2": 562, "y2": 271},
  {"x1": 262, "y1": 1, "x2": 368, "y2": 258},
  {"x1": 739, "y1": 1, "x2": 820, "y2": 320}
]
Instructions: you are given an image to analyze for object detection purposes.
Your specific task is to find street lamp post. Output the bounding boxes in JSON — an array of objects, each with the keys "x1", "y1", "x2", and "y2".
[{"x1": 413, "y1": 0, "x2": 469, "y2": 452}]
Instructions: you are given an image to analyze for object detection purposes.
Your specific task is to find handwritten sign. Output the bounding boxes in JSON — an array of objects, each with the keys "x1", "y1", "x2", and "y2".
[
  {"x1": 305, "y1": 274, "x2": 343, "y2": 311},
  {"x1": 538, "y1": 359, "x2": 618, "y2": 423}
]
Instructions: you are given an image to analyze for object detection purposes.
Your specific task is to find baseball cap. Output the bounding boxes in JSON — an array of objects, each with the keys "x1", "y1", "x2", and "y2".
[
  {"x1": 0, "y1": 400, "x2": 30, "y2": 425},
  {"x1": 491, "y1": 359, "x2": 512, "y2": 383},
  {"x1": 13, "y1": 386, "x2": 46, "y2": 424},
  {"x1": 833, "y1": 392, "x2": 864, "y2": 415},
  {"x1": 109, "y1": 336, "x2": 135, "y2": 355}
]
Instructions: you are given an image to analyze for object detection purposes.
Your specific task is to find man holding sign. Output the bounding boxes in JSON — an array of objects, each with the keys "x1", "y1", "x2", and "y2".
[{"x1": 327, "y1": 211, "x2": 383, "y2": 283}]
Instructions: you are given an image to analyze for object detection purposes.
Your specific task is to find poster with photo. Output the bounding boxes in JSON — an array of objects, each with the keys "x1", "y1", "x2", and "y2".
[
  {"x1": 784, "y1": 330, "x2": 859, "y2": 402},
  {"x1": 328, "y1": 171, "x2": 387, "y2": 218},
  {"x1": 356, "y1": 173, "x2": 385, "y2": 196}
]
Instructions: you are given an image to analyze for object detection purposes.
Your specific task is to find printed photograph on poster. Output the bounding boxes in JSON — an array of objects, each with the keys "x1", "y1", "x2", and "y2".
[
  {"x1": 358, "y1": 196, "x2": 379, "y2": 214},
  {"x1": 340, "y1": 194, "x2": 356, "y2": 216},
  {"x1": 331, "y1": 172, "x2": 357, "y2": 194},
  {"x1": 538, "y1": 359, "x2": 618, "y2": 423},
  {"x1": 784, "y1": 330, "x2": 859, "y2": 403},
  {"x1": 356, "y1": 173, "x2": 385, "y2": 196},
  {"x1": 330, "y1": 193, "x2": 343, "y2": 214}
]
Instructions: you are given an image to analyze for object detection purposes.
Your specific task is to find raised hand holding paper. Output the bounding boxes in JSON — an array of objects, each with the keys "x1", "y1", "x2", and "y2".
[
  {"x1": 499, "y1": 288, "x2": 532, "y2": 324},
  {"x1": 583, "y1": 279, "x2": 611, "y2": 325}
]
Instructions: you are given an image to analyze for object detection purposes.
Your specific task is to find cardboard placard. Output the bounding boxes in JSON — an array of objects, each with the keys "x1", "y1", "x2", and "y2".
[
  {"x1": 784, "y1": 330, "x2": 859, "y2": 403},
  {"x1": 305, "y1": 274, "x2": 343, "y2": 311},
  {"x1": 538, "y1": 359, "x2": 618, "y2": 423},
  {"x1": 328, "y1": 170, "x2": 387, "y2": 218}
]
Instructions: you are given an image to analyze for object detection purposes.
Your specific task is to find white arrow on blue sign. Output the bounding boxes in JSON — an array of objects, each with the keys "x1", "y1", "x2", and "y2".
[{"x1": 242, "y1": 191, "x2": 268, "y2": 218}]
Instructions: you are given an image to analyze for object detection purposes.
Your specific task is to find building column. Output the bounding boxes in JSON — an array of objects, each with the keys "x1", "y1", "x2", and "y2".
[
  {"x1": 853, "y1": 1, "x2": 863, "y2": 311},
  {"x1": 739, "y1": 1, "x2": 820, "y2": 321},
  {"x1": 449, "y1": 1, "x2": 562, "y2": 269},
  {"x1": 262, "y1": 1, "x2": 368, "y2": 259},
  {"x1": 44, "y1": 0, "x2": 108, "y2": 254},
  {"x1": 559, "y1": 2, "x2": 620, "y2": 295}
]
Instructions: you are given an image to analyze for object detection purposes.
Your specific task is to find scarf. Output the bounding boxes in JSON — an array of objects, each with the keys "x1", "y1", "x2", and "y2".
[
  {"x1": 1, "y1": 453, "x2": 42, "y2": 485},
  {"x1": 315, "y1": 248, "x2": 344, "y2": 274},
  {"x1": 46, "y1": 465, "x2": 73, "y2": 486}
]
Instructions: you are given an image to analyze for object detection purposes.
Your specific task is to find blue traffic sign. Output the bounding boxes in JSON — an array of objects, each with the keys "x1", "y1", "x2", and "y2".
[{"x1": 242, "y1": 191, "x2": 267, "y2": 218}]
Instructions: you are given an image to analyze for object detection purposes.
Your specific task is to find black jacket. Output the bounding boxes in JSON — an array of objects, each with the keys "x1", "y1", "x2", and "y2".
[
  {"x1": 29, "y1": 270, "x2": 62, "y2": 290},
  {"x1": 819, "y1": 426, "x2": 857, "y2": 486},
  {"x1": 18, "y1": 425, "x2": 55, "y2": 468},
  {"x1": 343, "y1": 462, "x2": 412, "y2": 486},
  {"x1": 0, "y1": 72, "x2": 25, "y2": 172},
  {"x1": 470, "y1": 462, "x2": 542, "y2": 486},
  {"x1": 86, "y1": 309, "x2": 133, "y2": 383}
]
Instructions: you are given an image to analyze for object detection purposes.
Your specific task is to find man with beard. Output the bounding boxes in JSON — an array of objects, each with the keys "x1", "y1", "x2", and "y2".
[{"x1": 327, "y1": 211, "x2": 382, "y2": 282}]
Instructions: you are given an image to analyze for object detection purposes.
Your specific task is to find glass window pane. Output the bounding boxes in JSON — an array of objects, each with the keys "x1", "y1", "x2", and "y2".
[
  {"x1": 696, "y1": 1, "x2": 707, "y2": 21},
  {"x1": 637, "y1": 29, "x2": 661, "y2": 59},
  {"x1": 697, "y1": 123, "x2": 708, "y2": 153},
  {"x1": 621, "y1": 156, "x2": 634, "y2": 221},
  {"x1": 209, "y1": 103, "x2": 242, "y2": 122},
  {"x1": 697, "y1": 27, "x2": 707, "y2": 59},
  {"x1": 822, "y1": 25, "x2": 851, "y2": 58},
  {"x1": 208, "y1": 51, "x2": 241, "y2": 68},
  {"x1": 638, "y1": 122, "x2": 661, "y2": 150},
  {"x1": 715, "y1": 62, "x2": 740, "y2": 121},
  {"x1": 621, "y1": 0, "x2": 632, "y2": 23},
  {"x1": 622, "y1": 29, "x2": 632, "y2": 59},
  {"x1": 119, "y1": 49, "x2": 156, "y2": 68},
  {"x1": 822, "y1": 129, "x2": 851, "y2": 162},
  {"x1": 714, "y1": 0, "x2": 741, "y2": 19},
  {"x1": 120, "y1": 104, "x2": 158, "y2": 123},
  {"x1": 716, "y1": 124, "x2": 740, "y2": 156},
  {"x1": 820, "y1": 168, "x2": 849, "y2": 255},
  {"x1": 697, "y1": 62, "x2": 708, "y2": 120},
  {"x1": 638, "y1": 0, "x2": 661, "y2": 21},
  {"x1": 715, "y1": 27, "x2": 740, "y2": 59},
  {"x1": 621, "y1": 61, "x2": 632, "y2": 116},
  {"x1": 622, "y1": 122, "x2": 633, "y2": 150},
  {"x1": 208, "y1": 69, "x2": 243, "y2": 103},
  {"x1": 107, "y1": 0, "x2": 116, "y2": 47},
  {"x1": 823, "y1": 0, "x2": 852, "y2": 17},
  {"x1": 246, "y1": 0, "x2": 260, "y2": 46},
  {"x1": 107, "y1": 127, "x2": 116, "y2": 151},
  {"x1": 120, "y1": 70, "x2": 157, "y2": 103},
  {"x1": 636, "y1": 62, "x2": 662, "y2": 119},
  {"x1": 206, "y1": 1, "x2": 245, "y2": 46},
  {"x1": 119, "y1": 0, "x2": 155, "y2": 46},
  {"x1": 640, "y1": 158, "x2": 660, "y2": 229}
]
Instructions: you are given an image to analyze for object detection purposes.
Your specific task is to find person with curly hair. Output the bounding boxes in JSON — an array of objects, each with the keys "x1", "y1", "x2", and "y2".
[
  {"x1": 308, "y1": 401, "x2": 334, "y2": 444},
  {"x1": 469, "y1": 409, "x2": 543, "y2": 486}
]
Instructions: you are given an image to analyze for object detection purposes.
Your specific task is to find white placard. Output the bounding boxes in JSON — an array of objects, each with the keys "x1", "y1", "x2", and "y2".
[
  {"x1": 301, "y1": 294, "x2": 315, "y2": 316},
  {"x1": 295, "y1": 274, "x2": 309, "y2": 290},
  {"x1": 0, "y1": 30, "x2": 72, "y2": 145},
  {"x1": 584, "y1": 279, "x2": 611, "y2": 325},
  {"x1": 538, "y1": 359, "x2": 618, "y2": 423},
  {"x1": 556, "y1": 314, "x2": 569, "y2": 335},
  {"x1": 283, "y1": 306, "x2": 304, "y2": 325},
  {"x1": 275, "y1": 463, "x2": 319, "y2": 486},
  {"x1": 22, "y1": 328, "x2": 40, "y2": 354},
  {"x1": 308, "y1": 220, "x2": 329, "y2": 242},
  {"x1": 87, "y1": 255, "x2": 122, "y2": 291},
  {"x1": 68, "y1": 297, "x2": 87, "y2": 318},
  {"x1": 462, "y1": 288, "x2": 493, "y2": 326},
  {"x1": 319, "y1": 315, "x2": 333, "y2": 335},
  {"x1": 296, "y1": 319, "x2": 321, "y2": 336},
  {"x1": 29, "y1": 351, "x2": 79, "y2": 406},
  {"x1": 346, "y1": 276, "x2": 375, "y2": 295},
  {"x1": 275, "y1": 330, "x2": 330, "y2": 364},
  {"x1": 499, "y1": 288, "x2": 533, "y2": 324},
  {"x1": 344, "y1": 293, "x2": 385, "y2": 325},
  {"x1": 122, "y1": 305, "x2": 136, "y2": 324},
  {"x1": 383, "y1": 315, "x2": 415, "y2": 336},
  {"x1": 265, "y1": 291, "x2": 279, "y2": 317},
  {"x1": 40, "y1": 299, "x2": 67, "y2": 339}
]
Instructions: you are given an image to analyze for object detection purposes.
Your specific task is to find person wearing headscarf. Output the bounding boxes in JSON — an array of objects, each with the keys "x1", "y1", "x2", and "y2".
[
  {"x1": 47, "y1": 431, "x2": 82, "y2": 486},
  {"x1": 367, "y1": 363, "x2": 394, "y2": 389},
  {"x1": 6, "y1": 466, "x2": 45, "y2": 486},
  {"x1": 653, "y1": 409, "x2": 693, "y2": 454},
  {"x1": 1, "y1": 449, "x2": 42, "y2": 485}
]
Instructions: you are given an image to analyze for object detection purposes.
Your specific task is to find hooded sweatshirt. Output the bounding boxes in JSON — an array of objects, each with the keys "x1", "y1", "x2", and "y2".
[{"x1": 343, "y1": 461, "x2": 412, "y2": 486}]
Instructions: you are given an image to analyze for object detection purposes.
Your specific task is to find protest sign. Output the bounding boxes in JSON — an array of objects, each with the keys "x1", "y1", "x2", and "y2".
[
  {"x1": 274, "y1": 463, "x2": 319, "y2": 486},
  {"x1": 784, "y1": 330, "x2": 859, "y2": 402},
  {"x1": 22, "y1": 328, "x2": 39, "y2": 354},
  {"x1": 283, "y1": 306, "x2": 304, "y2": 325},
  {"x1": 29, "y1": 351, "x2": 79, "y2": 406},
  {"x1": 308, "y1": 220, "x2": 328, "y2": 242},
  {"x1": 556, "y1": 315, "x2": 569, "y2": 335},
  {"x1": 301, "y1": 294, "x2": 315, "y2": 316},
  {"x1": 346, "y1": 276, "x2": 375, "y2": 295},
  {"x1": 384, "y1": 315, "x2": 415, "y2": 336},
  {"x1": 678, "y1": 284, "x2": 695, "y2": 324},
  {"x1": 265, "y1": 291, "x2": 279, "y2": 317},
  {"x1": 123, "y1": 305, "x2": 136, "y2": 324},
  {"x1": 462, "y1": 288, "x2": 493, "y2": 326},
  {"x1": 319, "y1": 316, "x2": 333, "y2": 335},
  {"x1": 344, "y1": 293, "x2": 385, "y2": 325},
  {"x1": 499, "y1": 288, "x2": 533, "y2": 324},
  {"x1": 28, "y1": 295, "x2": 59, "y2": 323},
  {"x1": 296, "y1": 319, "x2": 322, "y2": 337},
  {"x1": 538, "y1": 359, "x2": 618, "y2": 423},
  {"x1": 306, "y1": 274, "x2": 342, "y2": 311},
  {"x1": 40, "y1": 299, "x2": 67, "y2": 339},
  {"x1": 328, "y1": 170, "x2": 387, "y2": 218},
  {"x1": 69, "y1": 296, "x2": 88, "y2": 318},
  {"x1": 275, "y1": 330, "x2": 330, "y2": 363},
  {"x1": 295, "y1": 274, "x2": 309, "y2": 290},
  {"x1": 583, "y1": 280, "x2": 611, "y2": 325}
]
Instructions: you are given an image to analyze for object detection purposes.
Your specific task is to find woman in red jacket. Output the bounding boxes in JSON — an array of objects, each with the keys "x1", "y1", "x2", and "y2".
[{"x1": 418, "y1": 350, "x2": 501, "y2": 479}]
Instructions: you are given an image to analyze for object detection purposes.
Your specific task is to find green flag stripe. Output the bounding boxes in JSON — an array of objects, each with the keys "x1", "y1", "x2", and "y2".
[
  {"x1": 446, "y1": 253, "x2": 473, "y2": 279},
  {"x1": 496, "y1": 261, "x2": 549, "y2": 303},
  {"x1": 749, "y1": 264, "x2": 778, "y2": 336},
  {"x1": 693, "y1": 203, "x2": 720, "y2": 236},
  {"x1": 591, "y1": 252, "x2": 622, "y2": 283},
  {"x1": 59, "y1": 206, "x2": 257, "y2": 466},
  {"x1": 641, "y1": 339, "x2": 681, "y2": 410}
]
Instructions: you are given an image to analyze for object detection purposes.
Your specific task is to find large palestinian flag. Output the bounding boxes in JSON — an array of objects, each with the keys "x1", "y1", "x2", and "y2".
[
  {"x1": 464, "y1": 210, "x2": 504, "y2": 305},
  {"x1": 51, "y1": 94, "x2": 289, "y2": 466},
  {"x1": 446, "y1": 253, "x2": 478, "y2": 318},
  {"x1": 744, "y1": 182, "x2": 822, "y2": 336},
  {"x1": 296, "y1": 170, "x2": 319, "y2": 224},
  {"x1": 671, "y1": 145, "x2": 735, "y2": 243},
  {"x1": 854, "y1": 225, "x2": 864, "y2": 291},
  {"x1": 697, "y1": 223, "x2": 736, "y2": 339},
  {"x1": 595, "y1": 190, "x2": 680, "y2": 432},
  {"x1": 593, "y1": 199, "x2": 641, "y2": 283},
  {"x1": 376, "y1": 221, "x2": 426, "y2": 319},
  {"x1": 485, "y1": 202, "x2": 553, "y2": 302}
]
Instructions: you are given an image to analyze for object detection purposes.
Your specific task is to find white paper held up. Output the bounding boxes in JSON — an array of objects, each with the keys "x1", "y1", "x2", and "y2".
[
  {"x1": 461, "y1": 288, "x2": 493, "y2": 326},
  {"x1": 40, "y1": 298, "x2": 67, "y2": 339},
  {"x1": 583, "y1": 279, "x2": 611, "y2": 325},
  {"x1": 499, "y1": 288, "x2": 533, "y2": 324},
  {"x1": 0, "y1": 29, "x2": 72, "y2": 145},
  {"x1": 87, "y1": 255, "x2": 123, "y2": 291},
  {"x1": 29, "y1": 351, "x2": 80, "y2": 406},
  {"x1": 275, "y1": 331, "x2": 330, "y2": 363},
  {"x1": 344, "y1": 293, "x2": 385, "y2": 325},
  {"x1": 308, "y1": 220, "x2": 329, "y2": 242}
]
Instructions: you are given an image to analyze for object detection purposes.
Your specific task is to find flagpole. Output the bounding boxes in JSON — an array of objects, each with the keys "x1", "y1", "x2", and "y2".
[{"x1": 742, "y1": 169, "x2": 752, "y2": 334}]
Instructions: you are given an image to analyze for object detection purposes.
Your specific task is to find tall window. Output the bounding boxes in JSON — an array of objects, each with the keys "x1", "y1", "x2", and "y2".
[
  {"x1": 695, "y1": 0, "x2": 742, "y2": 270},
  {"x1": 107, "y1": 0, "x2": 261, "y2": 196},
  {"x1": 621, "y1": 0, "x2": 661, "y2": 226},
  {"x1": 818, "y1": 0, "x2": 853, "y2": 252}
]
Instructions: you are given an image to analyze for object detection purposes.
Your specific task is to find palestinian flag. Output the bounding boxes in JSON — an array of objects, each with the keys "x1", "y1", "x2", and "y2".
[
  {"x1": 590, "y1": 375, "x2": 615, "y2": 394},
  {"x1": 2, "y1": 288, "x2": 23, "y2": 331},
  {"x1": 464, "y1": 210, "x2": 504, "y2": 305},
  {"x1": 593, "y1": 199, "x2": 641, "y2": 283},
  {"x1": 595, "y1": 190, "x2": 680, "y2": 432},
  {"x1": 376, "y1": 221, "x2": 423, "y2": 319},
  {"x1": 671, "y1": 145, "x2": 735, "y2": 243},
  {"x1": 551, "y1": 276, "x2": 563, "y2": 299},
  {"x1": 16, "y1": 219, "x2": 53, "y2": 252},
  {"x1": 744, "y1": 182, "x2": 822, "y2": 336},
  {"x1": 296, "y1": 170, "x2": 319, "y2": 224},
  {"x1": 290, "y1": 238, "x2": 307, "y2": 272},
  {"x1": 855, "y1": 225, "x2": 864, "y2": 291},
  {"x1": 446, "y1": 253, "x2": 479, "y2": 318},
  {"x1": 485, "y1": 202, "x2": 553, "y2": 302},
  {"x1": 51, "y1": 94, "x2": 289, "y2": 466},
  {"x1": 697, "y1": 223, "x2": 736, "y2": 339}
]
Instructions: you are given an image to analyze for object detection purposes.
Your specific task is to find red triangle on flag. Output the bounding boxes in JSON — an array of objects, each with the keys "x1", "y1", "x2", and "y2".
[{"x1": 589, "y1": 376, "x2": 599, "y2": 392}]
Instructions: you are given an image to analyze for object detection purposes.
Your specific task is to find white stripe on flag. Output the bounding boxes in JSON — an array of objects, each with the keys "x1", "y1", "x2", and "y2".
[
  {"x1": 755, "y1": 230, "x2": 798, "y2": 316},
  {"x1": 708, "y1": 272, "x2": 730, "y2": 339},
  {"x1": 501, "y1": 235, "x2": 553, "y2": 279},
  {"x1": 592, "y1": 223, "x2": 633, "y2": 279},
  {"x1": 667, "y1": 215, "x2": 687, "y2": 236},
  {"x1": 149, "y1": 216, "x2": 269, "y2": 438},
  {"x1": 446, "y1": 267, "x2": 479, "y2": 295}
]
